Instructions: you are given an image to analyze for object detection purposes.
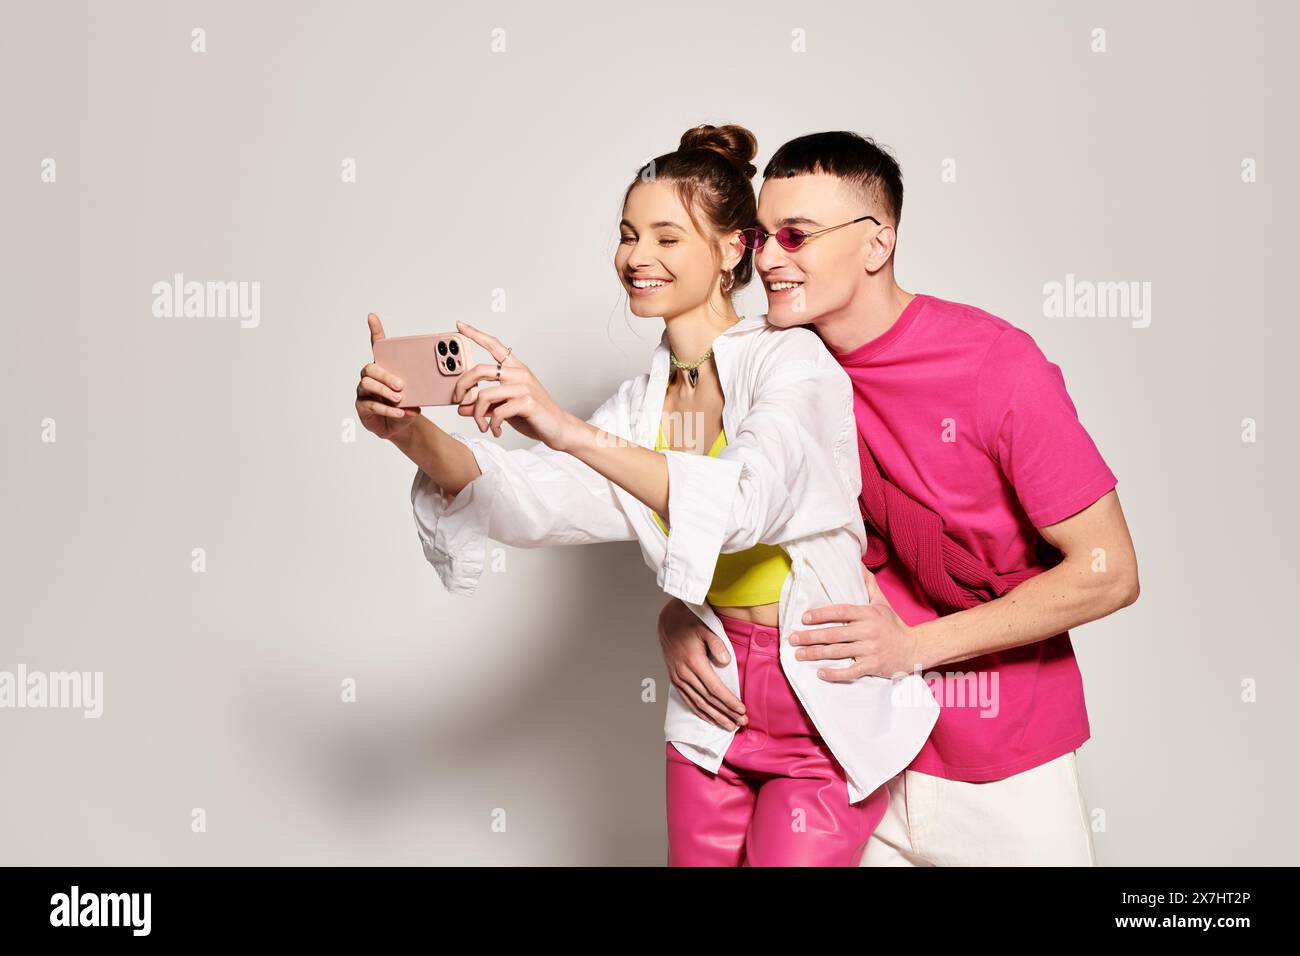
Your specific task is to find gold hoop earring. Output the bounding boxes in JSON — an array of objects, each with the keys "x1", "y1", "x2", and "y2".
[{"x1": 721, "y1": 270, "x2": 734, "y2": 294}]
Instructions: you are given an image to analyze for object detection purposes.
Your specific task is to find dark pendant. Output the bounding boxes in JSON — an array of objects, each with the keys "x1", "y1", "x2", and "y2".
[{"x1": 688, "y1": 368, "x2": 699, "y2": 387}]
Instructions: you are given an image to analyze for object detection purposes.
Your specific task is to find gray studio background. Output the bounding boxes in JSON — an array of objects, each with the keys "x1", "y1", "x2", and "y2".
[{"x1": 2, "y1": 0, "x2": 1295, "y2": 865}]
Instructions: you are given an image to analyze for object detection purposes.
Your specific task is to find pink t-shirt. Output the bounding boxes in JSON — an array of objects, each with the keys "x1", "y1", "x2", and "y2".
[{"x1": 832, "y1": 293, "x2": 1118, "y2": 782}]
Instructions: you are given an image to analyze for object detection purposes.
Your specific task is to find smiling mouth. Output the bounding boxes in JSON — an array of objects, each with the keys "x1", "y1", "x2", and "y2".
[
  {"x1": 629, "y1": 277, "x2": 673, "y2": 291},
  {"x1": 766, "y1": 280, "x2": 803, "y2": 296}
]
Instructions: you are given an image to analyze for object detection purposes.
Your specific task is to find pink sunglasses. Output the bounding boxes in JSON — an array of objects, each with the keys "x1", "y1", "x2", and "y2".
[{"x1": 740, "y1": 214, "x2": 881, "y2": 252}]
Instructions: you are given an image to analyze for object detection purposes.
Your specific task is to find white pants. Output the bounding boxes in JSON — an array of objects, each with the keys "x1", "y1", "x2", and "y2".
[{"x1": 859, "y1": 750, "x2": 1096, "y2": 866}]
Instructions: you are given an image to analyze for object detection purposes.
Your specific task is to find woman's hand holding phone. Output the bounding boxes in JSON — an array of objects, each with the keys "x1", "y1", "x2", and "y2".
[
  {"x1": 359, "y1": 312, "x2": 485, "y2": 497},
  {"x1": 451, "y1": 321, "x2": 585, "y2": 450},
  {"x1": 357, "y1": 312, "x2": 421, "y2": 442}
]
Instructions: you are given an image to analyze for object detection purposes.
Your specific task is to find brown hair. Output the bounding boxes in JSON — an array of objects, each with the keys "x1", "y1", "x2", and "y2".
[{"x1": 625, "y1": 124, "x2": 758, "y2": 293}]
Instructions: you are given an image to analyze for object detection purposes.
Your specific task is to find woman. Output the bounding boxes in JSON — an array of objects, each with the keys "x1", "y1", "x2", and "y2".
[{"x1": 356, "y1": 125, "x2": 937, "y2": 866}]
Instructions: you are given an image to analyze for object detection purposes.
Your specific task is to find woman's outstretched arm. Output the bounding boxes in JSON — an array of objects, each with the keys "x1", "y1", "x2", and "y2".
[
  {"x1": 390, "y1": 415, "x2": 482, "y2": 494},
  {"x1": 360, "y1": 313, "x2": 638, "y2": 595},
  {"x1": 454, "y1": 322, "x2": 861, "y2": 605}
]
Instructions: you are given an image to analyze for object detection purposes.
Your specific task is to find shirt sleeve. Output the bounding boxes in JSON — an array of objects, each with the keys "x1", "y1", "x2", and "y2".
[
  {"x1": 411, "y1": 377, "x2": 641, "y2": 594},
  {"x1": 656, "y1": 331, "x2": 861, "y2": 605},
  {"x1": 974, "y1": 327, "x2": 1118, "y2": 528}
]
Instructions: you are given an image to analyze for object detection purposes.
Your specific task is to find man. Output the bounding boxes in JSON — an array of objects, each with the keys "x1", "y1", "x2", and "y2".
[{"x1": 657, "y1": 131, "x2": 1139, "y2": 866}]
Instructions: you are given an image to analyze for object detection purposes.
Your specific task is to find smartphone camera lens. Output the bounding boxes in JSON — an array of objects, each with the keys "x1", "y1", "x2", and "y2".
[
  {"x1": 445, "y1": 356, "x2": 457, "y2": 372},
  {"x1": 448, "y1": 339, "x2": 460, "y2": 356},
  {"x1": 437, "y1": 340, "x2": 448, "y2": 356}
]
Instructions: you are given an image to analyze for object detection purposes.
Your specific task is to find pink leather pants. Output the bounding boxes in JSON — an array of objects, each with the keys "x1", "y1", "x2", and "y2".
[{"x1": 665, "y1": 612, "x2": 889, "y2": 866}]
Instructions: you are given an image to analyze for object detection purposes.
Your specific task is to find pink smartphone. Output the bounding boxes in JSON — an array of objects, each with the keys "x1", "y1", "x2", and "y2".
[{"x1": 372, "y1": 332, "x2": 478, "y2": 408}]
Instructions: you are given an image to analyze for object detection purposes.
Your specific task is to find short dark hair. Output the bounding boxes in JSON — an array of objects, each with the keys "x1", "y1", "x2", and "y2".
[{"x1": 763, "y1": 131, "x2": 903, "y2": 226}]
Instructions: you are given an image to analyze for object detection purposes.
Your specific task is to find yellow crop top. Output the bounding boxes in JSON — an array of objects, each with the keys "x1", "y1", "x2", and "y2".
[{"x1": 651, "y1": 423, "x2": 793, "y2": 607}]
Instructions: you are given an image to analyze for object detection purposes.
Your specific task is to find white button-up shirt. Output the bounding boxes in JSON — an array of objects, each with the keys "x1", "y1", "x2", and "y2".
[{"x1": 410, "y1": 314, "x2": 938, "y2": 802}]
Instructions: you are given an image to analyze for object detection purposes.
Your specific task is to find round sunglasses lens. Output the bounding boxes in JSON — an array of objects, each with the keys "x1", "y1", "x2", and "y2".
[
  {"x1": 776, "y1": 227, "x2": 806, "y2": 251},
  {"x1": 741, "y1": 229, "x2": 764, "y2": 251}
]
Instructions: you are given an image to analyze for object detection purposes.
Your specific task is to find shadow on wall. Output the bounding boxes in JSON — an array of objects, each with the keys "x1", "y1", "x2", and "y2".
[{"x1": 245, "y1": 539, "x2": 674, "y2": 864}]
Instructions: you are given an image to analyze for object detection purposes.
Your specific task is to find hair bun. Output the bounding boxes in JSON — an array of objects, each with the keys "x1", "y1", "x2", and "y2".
[{"x1": 679, "y1": 124, "x2": 758, "y2": 179}]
